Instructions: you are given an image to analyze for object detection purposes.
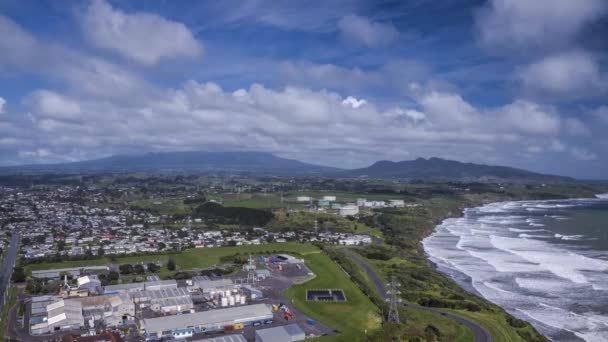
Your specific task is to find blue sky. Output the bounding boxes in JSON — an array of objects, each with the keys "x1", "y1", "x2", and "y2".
[{"x1": 0, "y1": 0, "x2": 607, "y2": 178}]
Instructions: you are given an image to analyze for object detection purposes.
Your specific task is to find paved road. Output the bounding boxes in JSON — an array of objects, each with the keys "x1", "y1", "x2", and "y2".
[
  {"x1": 0, "y1": 233, "x2": 19, "y2": 312},
  {"x1": 339, "y1": 248, "x2": 492, "y2": 342}
]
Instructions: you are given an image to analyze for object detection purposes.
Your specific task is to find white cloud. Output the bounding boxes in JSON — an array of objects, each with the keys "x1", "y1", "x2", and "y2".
[
  {"x1": 418, "y1": 91, "x2": 477, "y2": 127},
  {"x1": 0, "y1": 97, "x2": 5, "y2": 113},
  {"x1": 342, "y1": 96, "x2": 367, "y2": 109},
  {"x1": 498, "y1": 100, "x2": 561, "y2": 135},
  {"x1": 337, "y1": 15, "x2": 399, "y2": 48},
  {"x1": 518, "y1": 50, "x2": 606, "y2": 99},
  {"x1": 26, "y1": 90, "x2": 81, "y2": 119},
  {"x1": 564, "y1": 118, "x2": 590, "y2": 136},
  {"x1": 476, "y1": 0, "x2": 607, "y2": 52},
  {"x1": 81, "y1": 0, "x2": 202, "y2": 65},
  {"x1": 0, "y1": 15, "x2": 148, "y2": 101},
  {"x1": 570, "y1": 147, "x2": 597, "y2": 161},
  {"x1": 550, "y1": 140, "x2": 566, "y2": 152},
  {"x1": 593, "y1": 106, "x2": 608, "y2": 124}
]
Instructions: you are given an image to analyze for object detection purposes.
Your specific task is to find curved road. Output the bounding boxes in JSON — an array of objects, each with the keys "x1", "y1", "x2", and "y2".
[
  {"x1": 339, "y1": 248, "x2": 492, "y2": 342},
  {"x1": 0, "y1": 233, "x2": 19, "y2": 310}
]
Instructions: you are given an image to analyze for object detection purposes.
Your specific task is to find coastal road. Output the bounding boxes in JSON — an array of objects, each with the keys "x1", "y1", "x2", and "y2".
[
  {"x1": 0, "y1": 233, "x2": 20, "y2": 313},
  {"x1": 339, "y1": 248, "x2": 492, "y2": 342}
]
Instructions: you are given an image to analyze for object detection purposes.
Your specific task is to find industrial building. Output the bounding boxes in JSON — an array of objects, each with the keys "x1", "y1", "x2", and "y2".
[
  {"x1": 255, "y1": 324, "x2": 305, "y2": 342},
  {"x1": 192, "y1": 335, "x2": 246, "y2": 342},
  {"x1": 32, "y1": 266, "x2": 110, "y2": 280},
  {"x1": 192, "y1": 277, "x2": 235, "y2": 294},
  {"x1": 131, "y1": 287, "x2": 193, "y2": 313},
  {"x1": 104, "y1": 279, "x2": 177, "y2": 294},
  {"x1": 295, "y1": 196, "x2": 311, "y2": 202},
  {"x1": 31, "y1": 300, "x2": 84, "y2": 335},
  {"x1": 141, "y1": 304, "x2": 273, "y2": 340},
  {"x1": 338, "y1": 204, "x2": 359, "y2": 216},
  {"x1": 78, "y1": 293, "x2": 135, "y2": 327},
  {"x1": 322, "y1": 196, "x2": 336, "y2": 201}
]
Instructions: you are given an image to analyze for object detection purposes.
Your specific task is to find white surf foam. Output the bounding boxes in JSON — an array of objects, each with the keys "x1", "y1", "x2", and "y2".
[
  {"x1": 555, "y1": 233, "x2": 586, "y2": 241},
  {"x1": 489, "y1": 235, "x2": 608, "y2": 284},
  {"x1": 595, "y1": 194, "x2": 608, "y2": 199},
  {"x1": 508, "y1": 228, "x2": 546, "y2": 233}
]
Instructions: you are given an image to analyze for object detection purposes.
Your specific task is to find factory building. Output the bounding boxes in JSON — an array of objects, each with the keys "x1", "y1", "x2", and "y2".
[
  {"x1": 388, "y1": 199, "x2": 405, "y2": 208},
  {"x1": 104, "y1": 279, "x2": 177, "y2": 294},
  {"x1": 78, "y1": 293, "x2": 135, "y2": 327},
  {"x1": 32, "y1": 266, "x2": 110, "y2": 280},
  {"x1": 192, "y1": 335, "x2": 246, "y2": 342},
  {"x1": 255, "y1": 324, "x2": 305, "y2": 342},
  {"x1": 339, "y1": 204, "x2": 359, "y2": 216},
  {"x1": 322, "y1": 196, "x2": 336, "y2": 201},
  {"x1": 31, "y1": 300, "x2": 84, "y2": 335},
  {"x1": 338, "y1": 234, "x2": 372, "y2": 246},
  {"x1": 192, "y1": 277, "x2": 235, "y2": 294},
  {"x1": 131, "y1": 287, "x2": 193, "y2": 314},
  {"x1": 295, "y1": 196, "x2": 311, "y2": 202},
  {"x1": 141, "y1": 304, "x2": 273, "y2": 340}
]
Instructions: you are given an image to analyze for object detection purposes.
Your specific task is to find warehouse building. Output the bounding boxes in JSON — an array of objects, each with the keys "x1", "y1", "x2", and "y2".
[
  {"x1": 32, "y1": 266, "x2": 110, "y2": 280},
  {"x1": 104, "y1": 279, "x2": 177, "y2": 294},
  {"x1": 255, "y1": 324, "x2": 305, "y2": 342},
  {"x1": 191, "y1": 335, "x2": 246, "y2": 342},
  {"x1": 141, "y1": 304, "x2": 273, "y2": 340},
  {"x1": 31, "y1": 300, "x2": 85, "y2": 335},
  {"x1": 131, "y1": 287, "x2": 193, "y2": 314},
  {"x1": 339, "y1": 204, "x2": 359, "y2": 216},
  {"x1": 79, "y1": 293, "x2": 135, "y2": 327},
  {"x1": 192, "y1": 277, "x2": 235, "y2": 294}
]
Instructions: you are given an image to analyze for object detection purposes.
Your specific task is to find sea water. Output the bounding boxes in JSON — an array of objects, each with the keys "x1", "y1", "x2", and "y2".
[{"x1": 423, "y1": 195, "x2": 608, "y2": 341}]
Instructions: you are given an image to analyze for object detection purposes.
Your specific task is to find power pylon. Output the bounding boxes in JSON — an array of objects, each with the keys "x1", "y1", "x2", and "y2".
[{"x1": 387, "y1": 274, "x2": 401, "y2": 324}]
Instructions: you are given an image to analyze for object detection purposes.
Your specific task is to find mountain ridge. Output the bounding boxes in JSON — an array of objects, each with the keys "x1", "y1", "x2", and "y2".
[{"x1": 0, "y1": 151, "x2": 575, "y2": 182}]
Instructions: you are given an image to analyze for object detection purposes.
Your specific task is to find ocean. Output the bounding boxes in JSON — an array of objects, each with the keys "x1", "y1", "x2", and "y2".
[{"x1": 422, "y1": 195, "x2": 608, "y2": 341}]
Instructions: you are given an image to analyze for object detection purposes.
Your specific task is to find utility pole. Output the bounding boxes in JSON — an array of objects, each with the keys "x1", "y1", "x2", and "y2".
[{"x1": 387, "y1": 274, "x2": 401, "y2": 324}]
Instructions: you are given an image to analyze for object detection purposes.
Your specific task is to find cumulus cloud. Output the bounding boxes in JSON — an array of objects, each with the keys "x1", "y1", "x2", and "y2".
[
  {"x1": 0, "y1": 97, "x2": 5, "y2": 113},
  {"x1": 337, "y1": 15, "x2": 399, "y2": 48},
  {"x1": 570, "y1": 147, "x2": 597, "y2": 161},
  {"x1": 26, "y1": 90, "x2": 81, "y2": 120},
  {"x1": 517, "y1": 50, "x2": 606, "y2": 100},
  {"x1": 564, "y1": 118, "x2": 590, "y2": 136},
  {"x1": 342, "y1": 96, "x2": 367, "y2": 109},
  {"x1": 476, "y1": 0, "x2": 608, "y2": 52},
  {"x1": 81, "y1": 0, "x2": 202, "y2": 65},
  {"x1": 593, "y1": 106, "x2": 608, "y2": 124},
  {"x1": 498, "y1": 100, "x2": 561, "y2": 135},
  {"x1": 0, "y1": 15, "x2": 148, "y2": 101}
]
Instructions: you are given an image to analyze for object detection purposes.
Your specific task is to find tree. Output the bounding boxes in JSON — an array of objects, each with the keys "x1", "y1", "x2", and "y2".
[
  {"x1": 108, "y1": 271, "x2": 119, "y2": 281},
  {"x1": 57, "y1": 240, "x2": 66, "y2": 251},
  {"x1": 12, "y1": 266, "x2": 26, "y2": 283},
  {"x1": 97, "y1": 247, "x2": 105, "y2": 256},
  {"x1": 147, "y1": 263, "x2": 160, "y2": 273},
  {"x1": 158, "y1": 242, "x2": 166, "y2": 250},
  {"x1": 119, "y1": 264, "x2": 134, "y2": 275},
  {"x1": 167, "y1": 259, "x2": 176, "y2": 271},
  {"x1": 133, "y1": 264, "x2": 145, "y2": 274}
]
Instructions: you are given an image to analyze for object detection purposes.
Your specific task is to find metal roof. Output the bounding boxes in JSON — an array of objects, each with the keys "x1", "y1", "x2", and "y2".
[
  {"x1": 142, "y1": 304, "x2": 273, "y2": 332},
  {"x1": 255, "y1": 324, "x2": 305, "y2": 342},
  {"x1": 192, "y1": 335, "x2": 246, "y2": 342}
]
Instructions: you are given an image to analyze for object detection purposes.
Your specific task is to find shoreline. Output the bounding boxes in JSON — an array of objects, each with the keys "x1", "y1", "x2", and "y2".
[{"x1": 421, "y1": 196, "x2": 608, "y2": 342}]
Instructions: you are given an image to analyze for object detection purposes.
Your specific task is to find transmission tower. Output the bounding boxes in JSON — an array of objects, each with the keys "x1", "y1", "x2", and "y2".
[
  {"x1": 387, "y1": 274, "x2": 401, "y2": 324},
  {"x1": 246, "y1": 254, "x2": 257, "y2": 284}
]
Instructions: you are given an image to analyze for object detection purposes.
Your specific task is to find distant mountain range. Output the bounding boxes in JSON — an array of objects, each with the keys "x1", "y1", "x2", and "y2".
[
  {"x1": 1, "y1": 151, "x2": 574, "y2": 182},
  {"x1": 340, "y1": 157, "x2": 573, "y2": 182}
]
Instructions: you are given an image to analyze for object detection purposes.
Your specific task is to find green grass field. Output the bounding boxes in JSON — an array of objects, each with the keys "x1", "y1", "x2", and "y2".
[
  {"x1": 284, "y1": 252, "x2": 382, "y2": 341},
  {"x1": 25, "y1": 243, "x2": 320, "y2": 274}
]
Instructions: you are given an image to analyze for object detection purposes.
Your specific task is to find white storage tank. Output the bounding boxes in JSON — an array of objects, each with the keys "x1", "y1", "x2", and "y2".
[
  {"x1": 221, "y1": 297, "x2": 228, "y2": 307},
  {"x1": 240, "y1": 296, "x2": 246, "y2": 305},
  {"x1": 229, "y1": 296, "x2": 235, "y2": 306},
  {"x1": 235, "y1": 294, "x2": 241, "y2": 303}
]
